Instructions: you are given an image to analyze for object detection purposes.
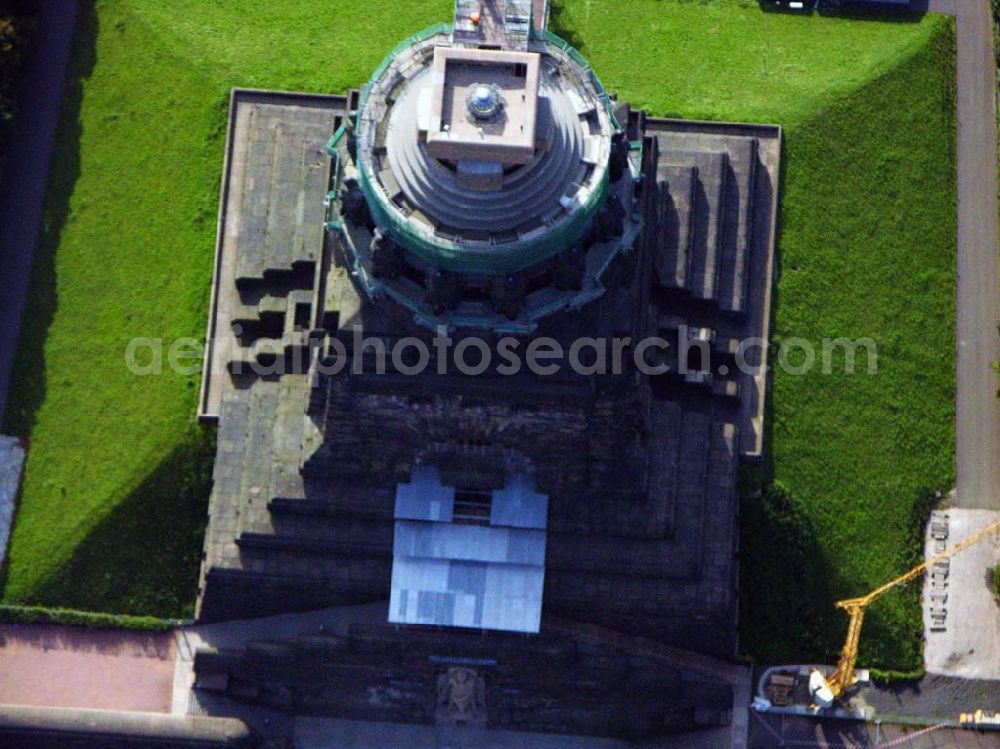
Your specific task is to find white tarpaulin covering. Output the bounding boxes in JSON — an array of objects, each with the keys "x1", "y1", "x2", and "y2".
[{"x1": 389, "y1": 466, "x2": 548, "y2": 633}]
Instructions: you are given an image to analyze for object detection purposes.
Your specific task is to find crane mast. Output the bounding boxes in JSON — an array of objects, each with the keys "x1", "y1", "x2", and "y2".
[{"x1": 820, "y1": 516, "x2": 1000, "y2": 701}]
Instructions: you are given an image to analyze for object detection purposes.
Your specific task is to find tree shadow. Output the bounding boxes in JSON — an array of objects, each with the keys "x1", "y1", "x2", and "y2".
[
  {"x1": 817, "y1": 1, "x2": 929, "y2": 24},
  {"x1": 758, "y1": 0, "x2": 929, "y2": 22},
  {"x1": 739, "y1": 481, "x2": 844, "y2": 665},
  {"x1": 546, "y1": 0, "x2": 586, "y2": 52},
  {"x1": 741, "y1": 475, "x2": 941, "y2": 671},
  {"x1": 0, "y1": 621, "x2": 173, "y2": 658},
  {"x1": 740, "y1": 69, "x2": 946, "y2": 671},
  {"x1": 14, "y1": 426, "x2": 215, "y2": 619},
  {"x1": 1, "y1": 0, "x2": 96, "y2": 438},
  {"x1": 739, "y1": 133, "x2": 817, "y2": 665}
]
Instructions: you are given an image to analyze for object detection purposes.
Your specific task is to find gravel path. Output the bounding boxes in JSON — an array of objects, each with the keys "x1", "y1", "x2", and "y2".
[
  {"x1": 751, "y1": 709, "x2": 1000, "y2": 748},
  {"x1": 937, "y1": 0, "x2": 1000, "y2": 510},
  {"x1": 863, "y1": 673, "x2": 1000, "y2": 725}
]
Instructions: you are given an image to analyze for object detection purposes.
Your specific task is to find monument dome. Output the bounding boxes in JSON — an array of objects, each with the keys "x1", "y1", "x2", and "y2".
[{"x1": 332, "y1": 22, "x2": 640, "y2": 331}]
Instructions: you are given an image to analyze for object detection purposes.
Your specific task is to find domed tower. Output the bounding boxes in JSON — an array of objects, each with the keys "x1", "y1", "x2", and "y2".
[{"x1": 329, "y1": 17, "x2": 641, "y2": 332}]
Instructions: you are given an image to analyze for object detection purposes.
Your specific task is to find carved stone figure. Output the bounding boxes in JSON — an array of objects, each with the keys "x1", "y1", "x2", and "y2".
[{"x1": 434, "y1": 666, "x2": 487, "y2": 726}]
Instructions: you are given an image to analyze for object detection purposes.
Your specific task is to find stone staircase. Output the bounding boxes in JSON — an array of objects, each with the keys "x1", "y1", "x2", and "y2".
[
  {"x1": 190, "y1": 621, "x2": 734, "y2": 738},
  {"x1": 542, "y1": 398, "x2": 739, "y2": 655},
  {"x1": 233, "y1": 105, "x2": 332, "y2": 288},
  {"x1": 649, "y1": 132, "x2": 759, "y2": 315}
]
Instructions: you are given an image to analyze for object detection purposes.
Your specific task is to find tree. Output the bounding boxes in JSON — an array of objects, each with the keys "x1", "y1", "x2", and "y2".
[{"x1": 0, "y1": 13, "x2": 31, "y2": 123}]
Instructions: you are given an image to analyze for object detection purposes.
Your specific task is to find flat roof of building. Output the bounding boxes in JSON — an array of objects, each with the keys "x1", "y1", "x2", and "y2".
[{"x1": 424, "y1": 46, "x2": 540, "y2": 166}]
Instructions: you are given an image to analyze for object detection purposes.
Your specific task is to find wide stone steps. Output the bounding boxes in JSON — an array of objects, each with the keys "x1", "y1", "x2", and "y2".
[
  {"x1": 234, "y1": 107, "x2": 332, "y2": 287},
  {"x1": 235, "y1": 542, "x2": 392, "y2": 587},
  {"x1": 268, "y1": 496, "x2": 395, "y2": 523},
  {"x1": 676, "y1": 149, "x2": 727, "y2": 303},
  {"x1": 651, "y1": 132, "x2": 759, "y2": 315},
  {"x1": 233, "y1": 388, "x2": 281, "y2": 540},
  {"x1": 248, "y1": 511, "x2": 706, "y2": 586},
  {"x1": 255, "y1": 511, "x2": 395, "y2": 550},
  {"x1": 197, "y1": 623, "x2": 585, "y2": 670},
  {"x1": 231, "y1": 293, "x2": 287, "y2": 329},
  {"x1": 194, "y1": 637, "x2": 638, "y2": 711},
  {"x1": 225, "y1": 330, "x2": 310, "y2": 375},
  {"x1": 237, "y1": 532, "x2": 392, "y2": 559},
  {"x1": 652, "y1": 165, "x2": 695, "y2": 289},
  {"x1": 230, "y1": 288, "x2": 313, "y2": 338},
  {"x1": 713, "y1": 137, "x2": 758, "y2": 314},
  {"x1": 671, "y1": 408, "x2": 711, "y2": 576},
  {"x1": 555, "y1": 415, "x2": 707, "y2": 575},
  {"x1": 544, "y1": 536, "x2": 699, "y2": 580},
  {"x1": 643, "y1": 398, "x2": 683, "y2": 536}
]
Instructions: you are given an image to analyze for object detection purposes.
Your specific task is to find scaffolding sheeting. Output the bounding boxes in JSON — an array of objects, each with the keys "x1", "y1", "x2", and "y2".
[
  {"x1": 453, "y1": 0, "x2": 535, "y2": 50},
  {"x1": 504, "y1": 0, "x2": 532, "y2": 50},
  {"x1": 389, "y1": 467, "x2": 549, "y2": 633}
]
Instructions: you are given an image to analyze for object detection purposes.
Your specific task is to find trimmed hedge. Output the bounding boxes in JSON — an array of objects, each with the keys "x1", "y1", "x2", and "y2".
[
  {"x1": 869, "y1": 666, "x2": 926, "y2": 685},
  {"x1": 0, "y1": 604, "x2": 182, "y2": 631}
]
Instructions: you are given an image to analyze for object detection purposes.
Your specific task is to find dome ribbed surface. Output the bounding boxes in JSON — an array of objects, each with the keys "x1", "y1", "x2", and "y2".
[{"x1": 385, "y1": 74, "x2": 587, "y2": 234}]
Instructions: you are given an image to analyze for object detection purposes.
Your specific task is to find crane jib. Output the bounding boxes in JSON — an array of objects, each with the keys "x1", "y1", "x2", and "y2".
[{"x1": 824, "y1": 517, "x2": 1000, "y2": 700}]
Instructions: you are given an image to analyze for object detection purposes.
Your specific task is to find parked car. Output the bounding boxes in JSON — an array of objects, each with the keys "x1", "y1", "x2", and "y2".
[{"x1": 759, "y1": 0, "x2": 818, "y2": 10}]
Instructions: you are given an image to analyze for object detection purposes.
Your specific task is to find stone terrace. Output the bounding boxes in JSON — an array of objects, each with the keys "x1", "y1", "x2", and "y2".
[
  {"x1": 199, "y1": 90, "x2": 347, "y2": 421},
  {"x1": 193, "y1": 86, "x2": 779, "y2": 743},
  {"x1": 641, "y1": 115, "x2": 782, "y2": 457}
]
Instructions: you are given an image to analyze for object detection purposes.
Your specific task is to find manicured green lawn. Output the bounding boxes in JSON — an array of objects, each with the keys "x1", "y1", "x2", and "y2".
[
  {"x1": 3, "y1": 0, "x2": 955, "y2": 673},
  {"x1": 741, "y1": 23, "x2": 956, "y2": 672}
]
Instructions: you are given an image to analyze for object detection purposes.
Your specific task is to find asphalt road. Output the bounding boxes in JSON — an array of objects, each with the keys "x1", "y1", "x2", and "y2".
[
  {"x1": 750, "y1": 711, "x2": 1000, "y2": 748},
  {"x1": 944, "y1": 0, "x2": 1000, "y2": 510},
  {"x1": 0, "y1": 0, "x2": 78, "y2": 424}
]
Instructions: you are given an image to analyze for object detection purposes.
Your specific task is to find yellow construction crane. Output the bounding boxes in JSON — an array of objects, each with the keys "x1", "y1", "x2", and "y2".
[{"x1": 812, "y1": 516, "x2": 1000, "y2": 706}]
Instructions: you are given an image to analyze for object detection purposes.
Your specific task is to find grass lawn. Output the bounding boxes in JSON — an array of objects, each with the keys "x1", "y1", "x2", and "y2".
[
  {"x1": 740, "y1": 22, "x2": 956, "y2": 672},
  {"x1": 2, "y1": 0, "x2": 955, "y2": 672}
]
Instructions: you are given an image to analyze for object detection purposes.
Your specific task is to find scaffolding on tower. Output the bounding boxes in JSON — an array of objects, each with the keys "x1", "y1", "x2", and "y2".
[{"x1": 453, "y1": 0, "x2": 542, "y2": 49}]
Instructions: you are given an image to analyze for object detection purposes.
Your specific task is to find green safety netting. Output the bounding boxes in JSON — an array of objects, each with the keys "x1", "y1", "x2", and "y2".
[{"x1": 334, "y1": 22, "x2": 623, "y2": 274}]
